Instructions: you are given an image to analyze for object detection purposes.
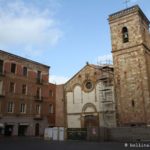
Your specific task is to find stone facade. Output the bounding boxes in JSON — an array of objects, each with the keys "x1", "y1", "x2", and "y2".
[
  {"x1": 109, "y1": 5, "x2": 150, "y2": 126},
  {"x1": 0, "y1": 50, "x2": 56, "y2": 136},
  {"x1": 65, "y1": 64, "x2": 116, "y2": 128}
]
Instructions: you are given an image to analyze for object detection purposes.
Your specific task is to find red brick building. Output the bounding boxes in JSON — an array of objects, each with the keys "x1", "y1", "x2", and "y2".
[
  {"x1": 0, "y1": 50, "x2": 55, "y2": 136},
  {"x1": 55, "y1": 84, "x2": 65, "y2": 127},
  {"x1": 46, "y1": 83, "x2": 56, "y2": 127}
]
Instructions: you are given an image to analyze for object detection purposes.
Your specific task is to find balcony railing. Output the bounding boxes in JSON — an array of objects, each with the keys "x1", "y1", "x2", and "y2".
[
  {"x1": 34, "y1": 96, "x2": 43, "y2": 102},
  {"x1": 34, "y1": 114, "x2": 43, "y2": 120},
  {"x1": 0, "y1": 91, "x2": 5, "y2": 98},
  {"x1": 0, "y1": 72, "x2": 5, "y2": 77},
  {"x1": 0, "y1": 114, "x2": 3, "y2": 118},
  {"x1": 15, "y1": 113, "x2": 20, "y2": 117},
  {"x1": 36, "y1": 78, "x2": 43, "y2": 84}
]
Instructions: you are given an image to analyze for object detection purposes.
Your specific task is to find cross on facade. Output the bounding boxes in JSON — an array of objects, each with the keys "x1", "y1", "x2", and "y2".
[{"x1": 124, "y1": 0, "x2": 130, "y2": 8}]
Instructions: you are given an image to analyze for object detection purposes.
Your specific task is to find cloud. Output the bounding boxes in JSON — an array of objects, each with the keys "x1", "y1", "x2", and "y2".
[
  {"x1": 97, "y1": 54, "x2": 113, "y2": 65},
  {"x1": 49, "y1": 75, "x2": 69, "y2": 84},
  {"x1": 0, "y1": 0, "x2": 62, "y2": 55},
  {"x1": 130, "y1": 0, "x2": 139, "y2": 3}
]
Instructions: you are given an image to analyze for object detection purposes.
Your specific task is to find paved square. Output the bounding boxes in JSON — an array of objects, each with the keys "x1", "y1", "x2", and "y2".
[{"x1": 0, "y1": 137, "x2": 140, "y2": 150}]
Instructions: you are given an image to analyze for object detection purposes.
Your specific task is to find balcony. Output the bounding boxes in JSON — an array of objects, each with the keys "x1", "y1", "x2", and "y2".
[
  {"x1": 34, "y1": 96, "x2": 43, "y2": 102},
  {"x1": 0, "y1": 114, "x2": 3, "y2": 119},
  {"x1": 34, "y1": 114, "x2": 43, "y2": 120},
  {"x1": 15, "y1": 113, "x2": 20, "y2": 117},
  {"x1": 36, "y1": 78, "x2": 43, "y2": 84},
  {"x1": 0, "y1": 72, "x2": 5, "y2": 77},
  {"x1": 0, "y1": 91, "x2": 5, "y2": 98}
]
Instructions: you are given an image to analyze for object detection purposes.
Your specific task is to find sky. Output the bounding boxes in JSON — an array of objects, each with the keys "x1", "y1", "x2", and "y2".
[{"x1": 0, "y1": 0, "x2": 149, "y2": 84}]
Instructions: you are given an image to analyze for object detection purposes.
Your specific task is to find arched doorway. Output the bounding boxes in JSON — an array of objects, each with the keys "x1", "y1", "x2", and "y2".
[
  {"x1": 82, "y1": 103, "x2": 99, "y2": 128},
  {"x1": 35, "y1": 123, "x2": 39, "y2": 136},
  {"x1": 84, "y1": 115, "x2": 99, "y2": 127}
]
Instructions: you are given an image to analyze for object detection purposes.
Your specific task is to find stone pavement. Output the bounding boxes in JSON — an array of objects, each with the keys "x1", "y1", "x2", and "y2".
[{"x1": 0, "y1": 136, "x2": 148, "y2": 150}]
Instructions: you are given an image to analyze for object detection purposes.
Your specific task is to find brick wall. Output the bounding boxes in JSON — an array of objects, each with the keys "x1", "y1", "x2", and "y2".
[
  {"x1": 55, "y1": 84, "x2": 65, "y2": 127},
  {"x1": 0, "y1": 50, "x2": 56, "y2": 136},
  {"x1": 46, "y1": 83, "x2": 56, "y2": 126}
]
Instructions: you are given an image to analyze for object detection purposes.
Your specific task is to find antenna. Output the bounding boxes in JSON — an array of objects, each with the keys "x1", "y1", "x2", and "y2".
[{"x1": 124, "y1": 0, "x2": 130, "y2": 8}]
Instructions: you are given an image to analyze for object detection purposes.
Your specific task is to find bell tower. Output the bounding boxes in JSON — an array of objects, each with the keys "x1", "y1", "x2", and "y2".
[{"x1": 109, "y1": 5, "x2": 150, "y2": 126}]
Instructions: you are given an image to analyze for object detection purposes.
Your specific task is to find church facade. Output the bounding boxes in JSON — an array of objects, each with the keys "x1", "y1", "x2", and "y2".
[
  {"x1": 1, "y1": 4, "x2": 150, "y2": 138},
  {"x1": 65, "y1": 63, "x2": 116, "y2": 128},
  {"x1": 109, "y1": 5, "x2": 150, "y2": 126},
  {"x1": 65, "y1": 5, "x2": 150, "y2": 129}
]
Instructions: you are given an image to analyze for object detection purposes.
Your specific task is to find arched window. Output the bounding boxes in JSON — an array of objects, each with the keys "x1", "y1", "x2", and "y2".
[{"x1": 122, "y1": 27, "x2": 129, "y2": 43}]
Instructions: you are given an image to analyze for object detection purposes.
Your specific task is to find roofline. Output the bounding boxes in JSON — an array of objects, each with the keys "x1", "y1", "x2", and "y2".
[
  {"x1": 65, "y1": 64, "x2": 113, "y2": 85},
  {"x1": 0, "y1": 49, "x2": 50, "y2": 69},
  {"x1": 109, "y1": 5, "x2": 150, "y2": 24},
  {"x1": 64, "y1": 64, "x2": 88, "y2": 85},
  {"x1": 49, "y1": 82, "x2": 56, "y2": 86}
]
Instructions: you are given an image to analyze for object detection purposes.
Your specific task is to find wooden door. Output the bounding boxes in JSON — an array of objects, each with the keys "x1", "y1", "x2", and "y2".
[{"x1": 84, "y1": 115, "x2": 99, "y2": 128}]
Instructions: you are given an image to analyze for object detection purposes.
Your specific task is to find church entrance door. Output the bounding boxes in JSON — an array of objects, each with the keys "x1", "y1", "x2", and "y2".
[{"x1": 84, "y1": 115, "x2": 99, "y2": 128}]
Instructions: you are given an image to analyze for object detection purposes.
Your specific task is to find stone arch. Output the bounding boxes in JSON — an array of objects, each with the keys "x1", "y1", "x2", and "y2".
[
  {"x1": 81, "y1": 103, "x2": 99, "y2": 128},
  {"x1": 72, "y1": 83, "x2": 82, "y2": 90},
  {"x1": 82, "y1": 103, "x2": 97, "y2": 113}
]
